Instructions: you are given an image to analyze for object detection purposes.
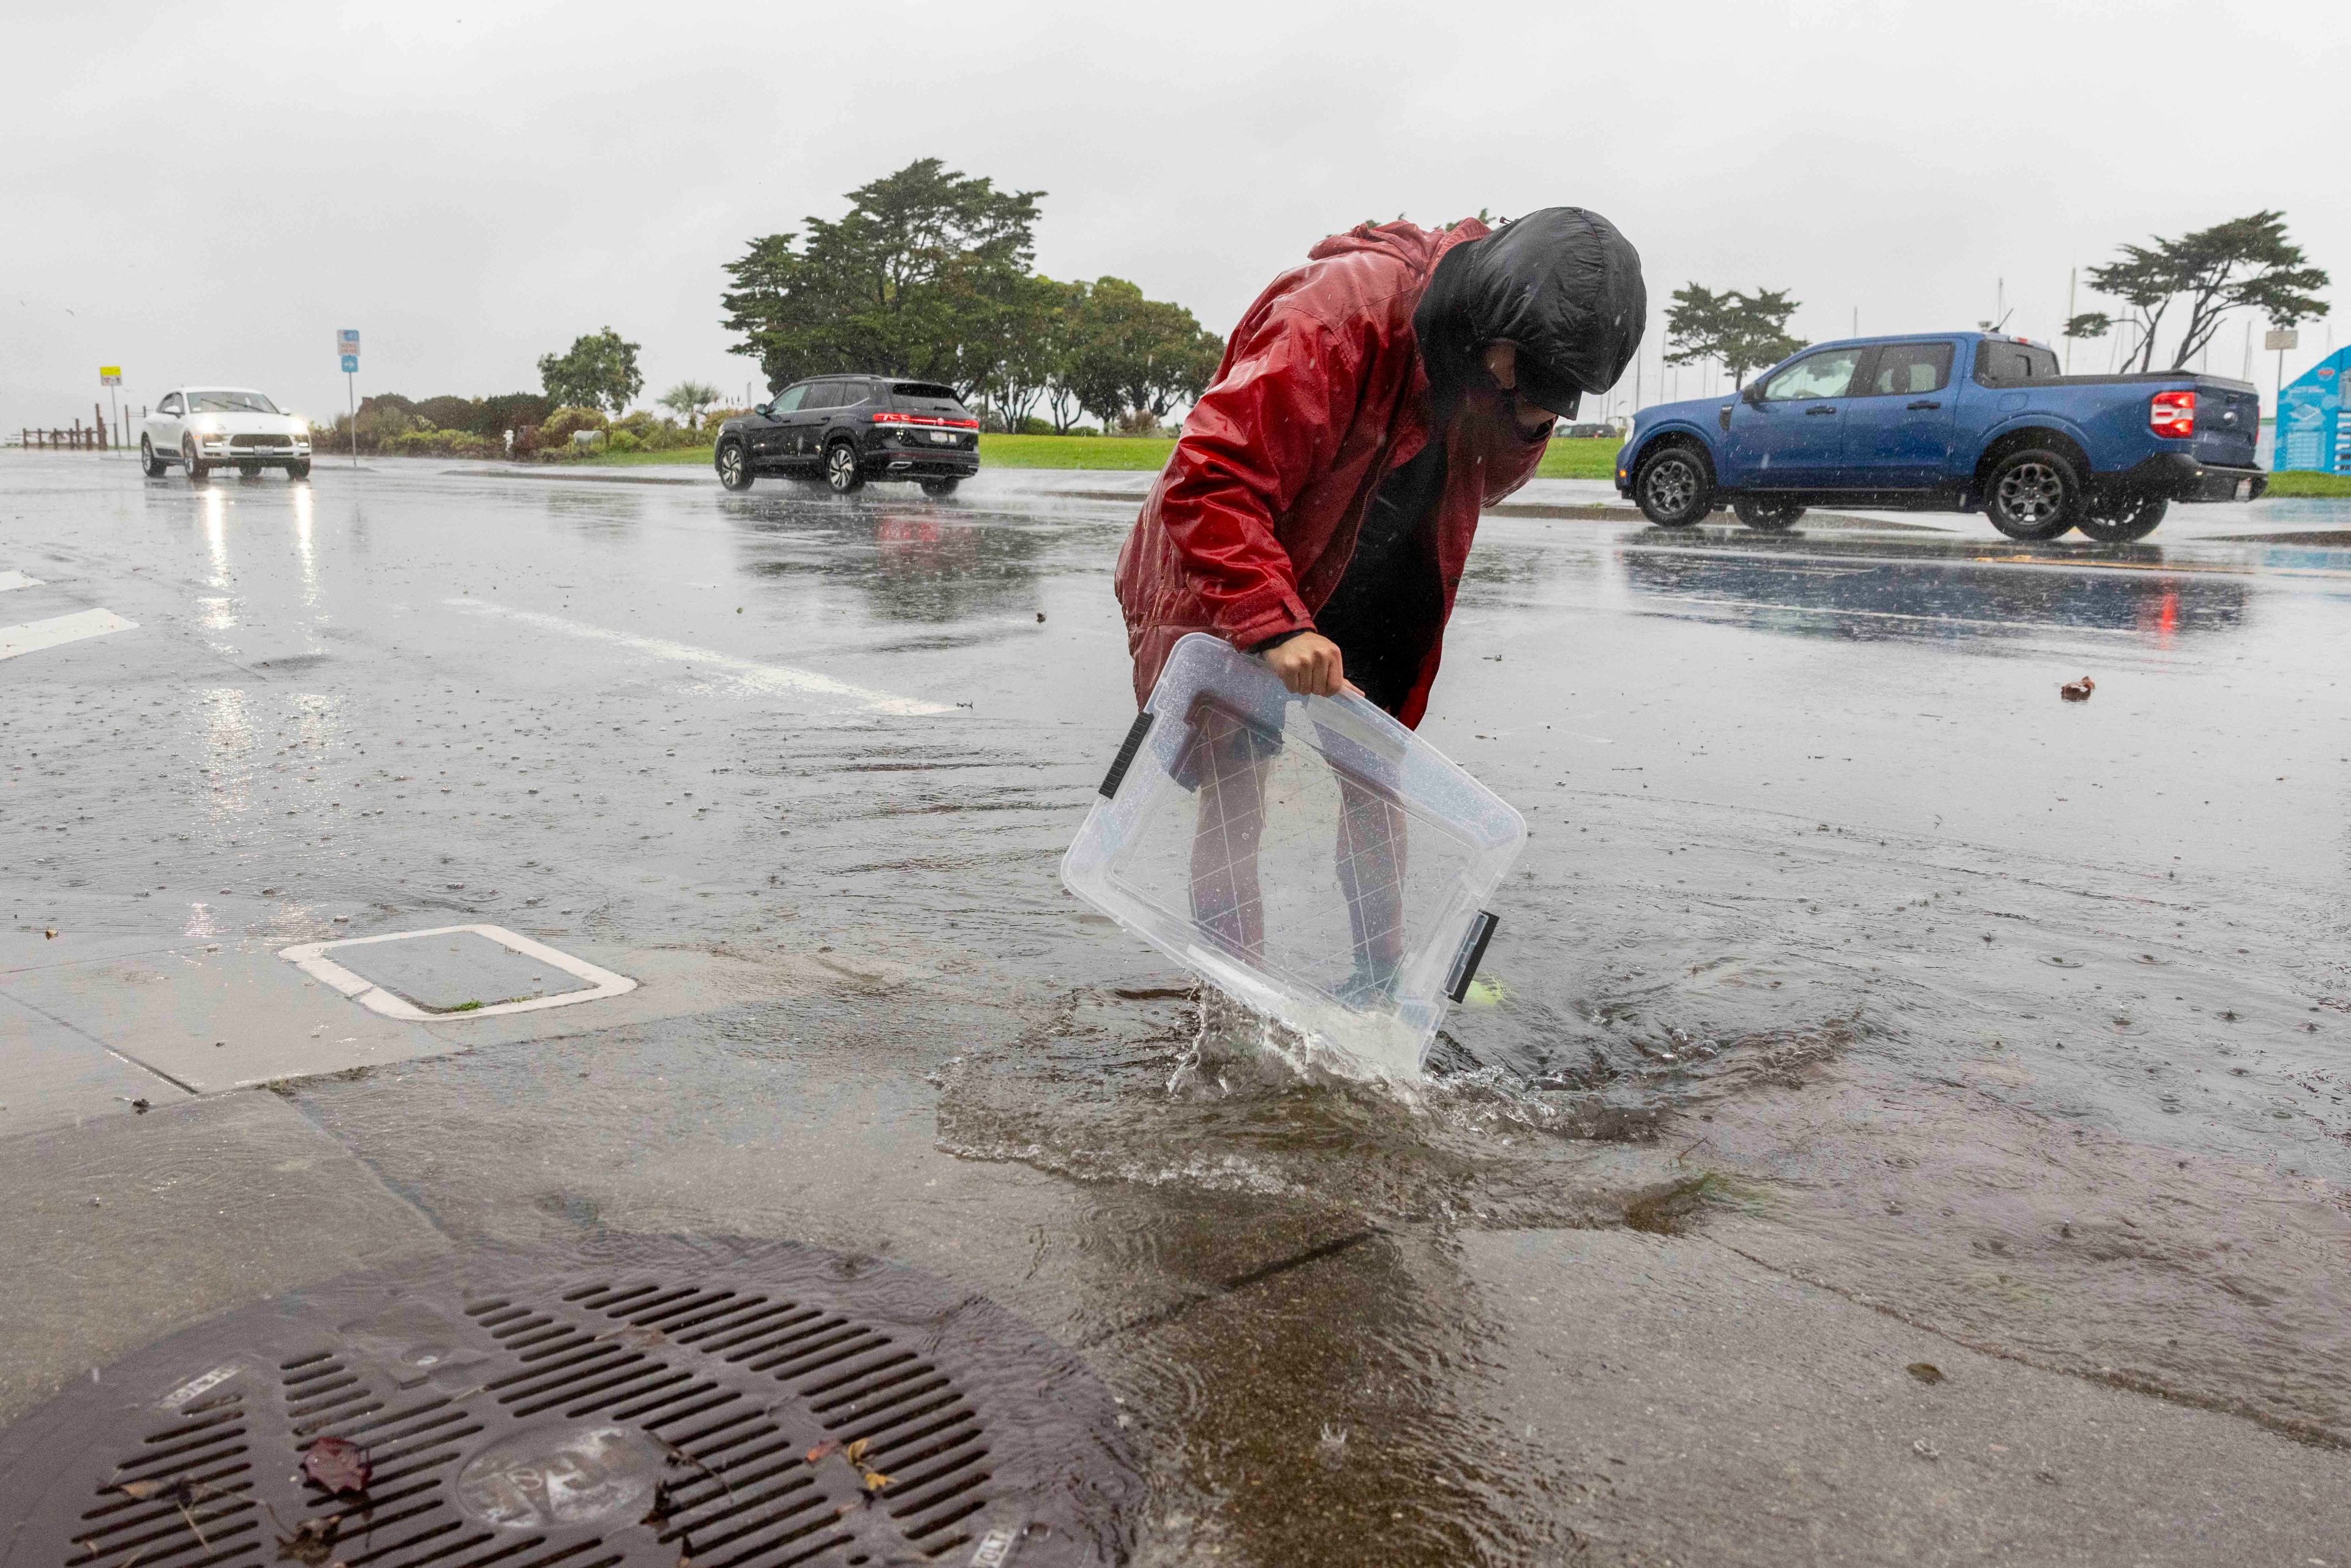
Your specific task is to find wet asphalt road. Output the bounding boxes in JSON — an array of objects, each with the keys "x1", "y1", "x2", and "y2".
[{"x1": 6, "y1": 452, "x2": 2351, "y2": 1564}]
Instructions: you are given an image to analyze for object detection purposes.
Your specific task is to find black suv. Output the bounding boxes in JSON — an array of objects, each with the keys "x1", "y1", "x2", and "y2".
[{"x1": 714, "y1": 375, "x2": 979, "y2": 495}]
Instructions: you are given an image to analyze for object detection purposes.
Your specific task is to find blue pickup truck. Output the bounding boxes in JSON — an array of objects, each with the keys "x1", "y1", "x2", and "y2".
[{"x1": 1615, "y1": 332, "x2": 2265, "y2": 541}]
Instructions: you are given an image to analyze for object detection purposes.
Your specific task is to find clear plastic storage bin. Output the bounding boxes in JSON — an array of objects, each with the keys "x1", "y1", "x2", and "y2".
[{"x1": 1062, "y1": 633, "x2": 1526, "y2": 1078}]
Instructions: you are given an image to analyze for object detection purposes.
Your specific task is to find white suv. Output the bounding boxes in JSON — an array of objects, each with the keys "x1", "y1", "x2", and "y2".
[{"x1": 143, "y1": 388, "x2": 312, "y2": 480}]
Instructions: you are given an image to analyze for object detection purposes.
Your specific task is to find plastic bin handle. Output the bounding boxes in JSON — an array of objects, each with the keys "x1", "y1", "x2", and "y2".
[
  {"x1": 1445, "y1": 911, "x2": 1500, "y2": 1002},
  {"x1": 1099, "y1": 710, "x2": 1155, "y2": 798}
]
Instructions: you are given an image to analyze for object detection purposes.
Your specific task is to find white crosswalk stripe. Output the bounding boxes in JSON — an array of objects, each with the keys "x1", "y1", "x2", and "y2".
[{"x1": 0, "y1": 607, "x2": 137, "y2": 659}]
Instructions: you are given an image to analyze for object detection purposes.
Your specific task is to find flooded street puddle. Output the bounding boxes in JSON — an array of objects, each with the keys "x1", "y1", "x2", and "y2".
[{"x1": 7, "y1": 460, "x2": 2351, "y2": 1561}]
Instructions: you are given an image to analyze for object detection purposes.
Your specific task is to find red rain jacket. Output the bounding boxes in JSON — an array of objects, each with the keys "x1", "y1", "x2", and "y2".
[{"x1": 1113, "y1": 219, "x2": 1548, "y2": 730}]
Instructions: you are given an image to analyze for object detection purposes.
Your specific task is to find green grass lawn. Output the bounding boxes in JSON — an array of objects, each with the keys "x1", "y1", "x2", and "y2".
[
  {"x1": 1538, "y1": 437, "x2": 1624, "y2": 480},
  {"x1": 574, "y1": 434, "x2": 1174, "y2": 470},
  {"x1": 2260, "y1": 470, "x2": 2351, "y2": 498},
  {"x1": 581, "y1": 445, "x2": 716, "y2": 466},
  {"x1": 575, "y1": 435, "x2": 2342, "y2": 498},
  {"x1": 582, "y1": 432, "x2": 1627, "y2": 478}
]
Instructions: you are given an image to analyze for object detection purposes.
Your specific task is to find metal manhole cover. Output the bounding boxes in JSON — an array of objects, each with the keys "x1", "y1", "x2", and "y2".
[{"x1": 0, "y1": 1239, "x2": 1136, "y2": 1568}]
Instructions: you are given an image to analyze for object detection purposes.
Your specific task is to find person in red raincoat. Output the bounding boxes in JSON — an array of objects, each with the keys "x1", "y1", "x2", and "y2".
[{"x1": 1114, "y1": 208, "x2": 1645, "y2": 1000}]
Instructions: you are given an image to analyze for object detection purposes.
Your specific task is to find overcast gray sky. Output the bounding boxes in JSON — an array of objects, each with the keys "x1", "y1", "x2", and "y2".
[{"x1": 6, "y1": 0, "x2": 2347, "y2": 433}]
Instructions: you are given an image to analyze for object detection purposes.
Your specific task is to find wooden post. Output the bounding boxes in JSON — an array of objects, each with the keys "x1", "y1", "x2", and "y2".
[{"x1": 96, "y1": 402, "x2": 108, "y2": 451}]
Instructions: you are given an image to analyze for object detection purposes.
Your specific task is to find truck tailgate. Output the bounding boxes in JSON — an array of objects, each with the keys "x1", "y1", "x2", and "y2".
[{"x1": 2192, "y1": 380, "x2": 2260, "y2": 468}]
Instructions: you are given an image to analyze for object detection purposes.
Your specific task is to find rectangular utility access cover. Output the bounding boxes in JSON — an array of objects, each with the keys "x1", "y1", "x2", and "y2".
[{"x1": 279, "y1": 924, "x2": 636, "y2": 1020}]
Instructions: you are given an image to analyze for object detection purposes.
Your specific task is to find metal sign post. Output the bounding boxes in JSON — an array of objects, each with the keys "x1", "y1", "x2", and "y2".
[
  {"x1": 337, "y1": 329, "x2": 362, "y2": 468},
  {"x1": 2266, "y1": 328, "x2": 2298, "y2": 430},
  {"x1": 99, "y1": 366, "x2": 121, "y2": 455}
]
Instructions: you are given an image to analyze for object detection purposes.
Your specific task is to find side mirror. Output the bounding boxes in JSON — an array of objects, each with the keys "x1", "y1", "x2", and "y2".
[{"x1": 1741, "y1": 383, "x2": 1766, "y2": 406}]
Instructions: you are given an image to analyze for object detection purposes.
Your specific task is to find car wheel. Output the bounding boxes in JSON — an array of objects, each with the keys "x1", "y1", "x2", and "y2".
[
  {"x1": 825, "y1": 441, "x2": 864, "y2": 494},
  {"x1": 287, "y1": 460, "x2": 312, "y2": 480},
  {"x1": 1985, "y1": 448, "x2": 2080, "y2": 540},
  {"x1": 2075, "y1": 493, "x2": 2166, "y2": 544},
  {"x1": 1733, "y1": 498, "x2": 1806, "y2": 532},
  {"x1": 182, "y1": 438, "x2": 209, "y2": 481},
  {"x1": 920, "y1": 478, "x2": 960, "y2": 498},
  {"x1": 238, "y1": 462, "x2": 262, "y2": 478},
  {"x1": 715, "y1": 440, "x2": 754, "y2": 490},
  {"x1": 140, "y1": 436, "x2": 170, "y2": 478},
  {"x1": 1633, "y1": 443, "x2": 1712, "y2": 527}
]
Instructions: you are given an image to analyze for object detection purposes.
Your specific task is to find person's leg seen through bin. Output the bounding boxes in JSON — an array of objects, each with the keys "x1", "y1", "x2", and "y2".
[
  {"x1": 1335, "y1": 773, "x2": 1408, "y2": 1003},
  {"x1": 1188, "y1": 708, "x2": 1272, "y2": 960}
]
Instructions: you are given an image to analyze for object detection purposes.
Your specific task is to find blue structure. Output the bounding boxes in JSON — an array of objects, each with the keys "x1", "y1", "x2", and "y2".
[{"x1": 2274, "y1": 347, "x2": 2351, "y2": 472}]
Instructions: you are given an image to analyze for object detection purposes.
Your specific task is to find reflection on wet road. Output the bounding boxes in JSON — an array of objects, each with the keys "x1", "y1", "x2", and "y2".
[{"x1": 6, "y1": 455, "x2": 2350, "y2": 1561}]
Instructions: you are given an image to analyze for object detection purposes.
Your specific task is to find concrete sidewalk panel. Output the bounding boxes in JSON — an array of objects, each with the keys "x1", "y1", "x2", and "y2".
[
  {"x1": 1462, "y1": 1227, "x2": 2351, "y2": 1564},
  {"x1": 0, "y1": 1089, "x2": 447, "y2": 1426},
  {"x1": 0, "y1": 992, "x2": 188, "y2": 1135},
  {"x1": 1, "y1": 944, "x2": 440, "y2": 1091}
]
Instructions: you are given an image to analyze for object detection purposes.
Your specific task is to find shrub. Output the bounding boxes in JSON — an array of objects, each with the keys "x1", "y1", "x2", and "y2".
[
  {"x1": 539, "y1": 405, "x2": 607, "y2": 448},
  {"x1": 390, "y1": 428, "x2": 495, "y2": 459},
  {"x1": 414, "y1": 395, "x2": 481, "y2": 433},
  {"x1": 606, "y1": 430, "x2": 642, "y2": 454},
  {"x1": 479, "y1": 392, "x2": 552, "y2": 438}
]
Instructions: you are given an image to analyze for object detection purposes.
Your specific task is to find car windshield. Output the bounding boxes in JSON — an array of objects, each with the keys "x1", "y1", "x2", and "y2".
[{"x1": 186, "y1": 389, "x2": 282, "y2": 415}]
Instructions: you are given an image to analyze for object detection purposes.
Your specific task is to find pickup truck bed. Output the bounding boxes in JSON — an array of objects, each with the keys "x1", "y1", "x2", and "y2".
[{"x1": 1616, "y1": 332, "x2": 2263, "y2": 542}]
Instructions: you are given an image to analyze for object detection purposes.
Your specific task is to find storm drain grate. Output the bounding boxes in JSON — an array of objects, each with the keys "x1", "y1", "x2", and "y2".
[{"x1": 0, "y1": 1240, "x2": 1137, "y2": 1568}]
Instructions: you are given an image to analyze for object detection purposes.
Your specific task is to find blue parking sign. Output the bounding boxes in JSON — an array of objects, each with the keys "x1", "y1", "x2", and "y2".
[{"x1": 341, "y1": 354, "x2": 359, "y2": 373}]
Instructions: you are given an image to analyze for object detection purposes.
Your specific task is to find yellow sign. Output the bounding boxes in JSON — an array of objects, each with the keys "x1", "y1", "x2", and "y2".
[{"x1": 99, "y1": 366, "x2": 122, "y2": 384}]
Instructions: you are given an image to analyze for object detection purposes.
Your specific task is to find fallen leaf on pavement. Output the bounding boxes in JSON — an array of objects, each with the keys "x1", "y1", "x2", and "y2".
[
  {"x1": 2059, "y1": 676, "x2": 2094, "y2": 702},
  {"x1": 804, "y1": 1439, "x2": 839, "y2": 1465},
  {"x1": 302, "y1": 1437, "x2": 371, "y2": 1495},
  {"x1": 268, "y1": 1509, "x2": 341, "y2": 1566},
  {"x1": 844, "y1": 1438, "x2": 869, "y2": 1465},
  {"x1": 1906, "y1": 1362, "x2": 1944, "y2": 1384}
]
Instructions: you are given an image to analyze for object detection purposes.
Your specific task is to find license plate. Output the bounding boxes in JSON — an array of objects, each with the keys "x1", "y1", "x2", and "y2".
[
  {"x1": 2235, "y1": 479, "x2": 2251, "y2": 500},
  {"x1": 928, "y1": 431, "x2": 957, "y2": 445}
]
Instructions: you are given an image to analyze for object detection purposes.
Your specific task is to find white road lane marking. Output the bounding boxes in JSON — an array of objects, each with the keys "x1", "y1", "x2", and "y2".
[
  {"x1": 0, "y1": 571, "x2": 45, "y2": 592},
  {"x1": 0, "y1": 608, "x2": 136, "y2": 659},
  {"x1": 444, "y1": 598, "x2": 955, "y2": 716}
]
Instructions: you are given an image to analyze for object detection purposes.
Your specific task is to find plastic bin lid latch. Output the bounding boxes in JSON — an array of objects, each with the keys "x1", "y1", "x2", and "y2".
[
  {"x1": 1445, "y1": 911, "x2": 1500, "y2": 1003},
  {"x1": 1098, "y1": 710, "x2": 1156, "y2": 799}
]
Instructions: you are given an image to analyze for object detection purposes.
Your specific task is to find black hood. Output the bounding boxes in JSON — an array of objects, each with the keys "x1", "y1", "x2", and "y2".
[{"x1": 1414, "y1": 207, "x2": 1646, "y2": 420}]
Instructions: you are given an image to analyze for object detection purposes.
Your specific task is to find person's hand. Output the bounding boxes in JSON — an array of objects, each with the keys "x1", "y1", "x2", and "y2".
[{"x1": 1262, "y1": 631, "x2": 1346, "y2": 697}]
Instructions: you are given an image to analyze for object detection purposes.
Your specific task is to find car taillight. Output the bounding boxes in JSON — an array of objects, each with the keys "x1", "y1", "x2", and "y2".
[
  {"x1": 870, "y1": 411, "x2": 979, "y2": 429},
  {"x1": 2150, "y1": 389, "x2": 2196, "y2": 439}
]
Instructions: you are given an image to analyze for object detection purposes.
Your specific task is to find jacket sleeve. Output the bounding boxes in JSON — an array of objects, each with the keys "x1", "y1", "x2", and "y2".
[{"x1": 1155, "y1": 307, "x2": 1363, "y2": 649}]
